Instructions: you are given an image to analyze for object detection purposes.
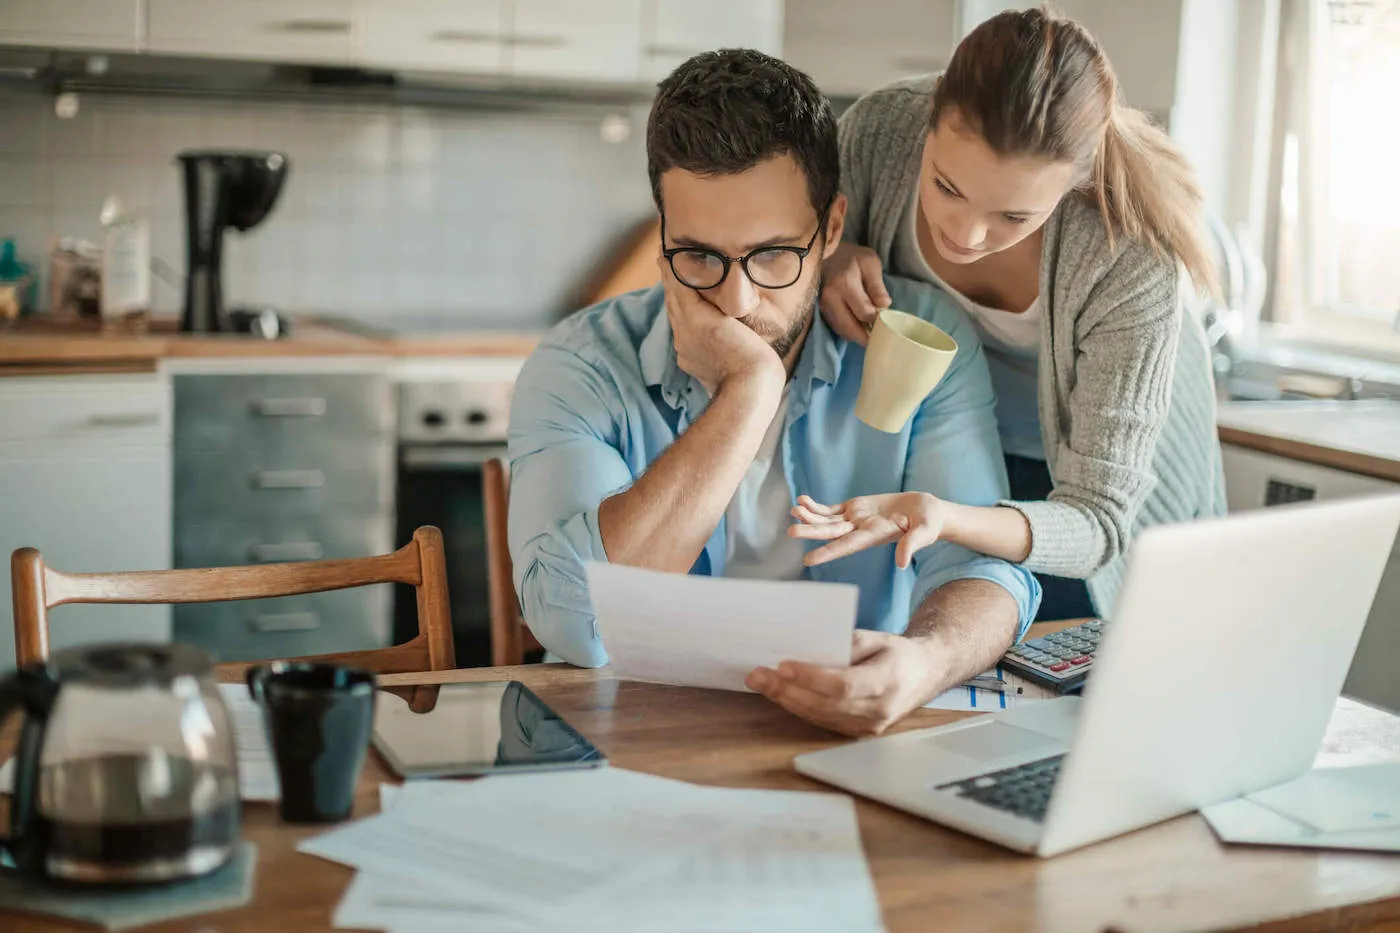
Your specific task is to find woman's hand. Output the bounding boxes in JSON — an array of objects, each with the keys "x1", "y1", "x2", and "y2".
[
  {"x1": 789, "y1": 493, "x2": 950, "y2": 569},
  {"x1": 819, "y1": 243, "x2": 892, "y2": 346}
]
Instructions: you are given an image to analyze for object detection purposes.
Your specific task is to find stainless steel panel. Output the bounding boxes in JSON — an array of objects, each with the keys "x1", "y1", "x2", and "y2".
[
  {"x1": 172, "y1": 586, "x2": 392, "y2": 663},
  {"x1": 175, "y1": 514, "x2": 393, "y2": 568},
  {"x1": 175, "y1": 374, "x2": 394, "y2": 452},
  {"x1": 175, "y1": 438, "x2": 394, "y2": 520}
]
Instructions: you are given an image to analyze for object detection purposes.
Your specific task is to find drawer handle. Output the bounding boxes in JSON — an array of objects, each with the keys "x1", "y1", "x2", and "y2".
[
  {"x1": 430, "y1": 29, "x2": 499, "y2": 44},
  {"x1": 249, "y1": 542, "x2": 325, "y2": 562},
  {"x1": 507, "y1": 34, "x2": 567, "y2": 48},
  {"x1": 252, "y1": 469, "x2": 325, "y2": 489},
  {"x1": 85, "y1": 412, "x2": 162, "y2": 428},
  {"x1": 645, "y1": 43, "x2": 702, "y2": 57},
  {"x1": 251, "y1": 397, "x2": 327, "y2": 418},
  {"x1": 272, "y1": 19, "x2": 352, "y2": 34},
  {"x1": 249, "y1": 612, "x2": 321, "y2": 633}
]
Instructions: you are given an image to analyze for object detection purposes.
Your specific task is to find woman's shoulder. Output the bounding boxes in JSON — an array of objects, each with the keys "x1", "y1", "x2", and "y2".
[
  {"x1": 1049, "y1": 196, "x2": 1181, "y2": 323},
  {"x1": 838, "y1": 75, "x2": 937, "y2": 156}
]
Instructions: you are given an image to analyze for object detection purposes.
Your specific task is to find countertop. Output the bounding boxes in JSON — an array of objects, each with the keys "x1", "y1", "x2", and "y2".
[
  {"x1": 1217, "y1": 399, "x2": 1400, "y2": 484},
  {"x1": 0, "y1": 315, "x2": 542, "y2": 374}
]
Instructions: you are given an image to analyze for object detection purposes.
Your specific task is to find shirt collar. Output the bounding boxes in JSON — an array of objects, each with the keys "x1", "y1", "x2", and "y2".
[{"x1": 639, "y1": 286, "x2": 846, "y2": 413}]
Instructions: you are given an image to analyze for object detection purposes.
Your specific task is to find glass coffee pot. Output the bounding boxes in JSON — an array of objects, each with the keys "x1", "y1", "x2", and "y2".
[{"x1": 0, "y1": 643, "x2": 241, "y2": 883}]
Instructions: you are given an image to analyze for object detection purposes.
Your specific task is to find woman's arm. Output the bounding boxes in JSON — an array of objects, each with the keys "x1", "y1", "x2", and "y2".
[{"x1": 792, "y1": 494, "x2": 1033, "y2": 567}]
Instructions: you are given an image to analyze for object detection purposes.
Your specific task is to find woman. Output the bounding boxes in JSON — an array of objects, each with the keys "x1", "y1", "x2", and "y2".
[{"x1": 792, "y1": 7, "x2": 1226, "y2": 620}]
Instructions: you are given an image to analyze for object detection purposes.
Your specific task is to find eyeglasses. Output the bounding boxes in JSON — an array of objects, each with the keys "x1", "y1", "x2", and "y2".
[{"x1": 660, "y1": 214, "x2": 825, "y2": 291}]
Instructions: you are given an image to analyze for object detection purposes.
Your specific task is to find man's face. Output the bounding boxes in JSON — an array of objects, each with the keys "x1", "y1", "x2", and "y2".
[{"x1": 658, "y1": 155, "x2": 846, "y2": 362}]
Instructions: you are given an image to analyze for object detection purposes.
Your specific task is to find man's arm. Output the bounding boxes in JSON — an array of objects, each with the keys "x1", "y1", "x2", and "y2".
[{"x1": 599, "y1": 369, "x2": 780, "y2": 571}]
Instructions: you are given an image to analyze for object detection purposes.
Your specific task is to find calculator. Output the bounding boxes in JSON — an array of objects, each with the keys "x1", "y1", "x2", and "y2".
[{"x1": 1000, "y1": 618, "x2": 1108, "y2": 693}]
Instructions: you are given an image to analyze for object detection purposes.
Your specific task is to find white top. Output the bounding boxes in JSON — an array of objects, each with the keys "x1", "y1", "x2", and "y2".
[
  {"x1": 724, "y1": 390, "x2": 807, "y2": 580},
  {"x1": 891, "y1": 190, "x2": 1046, "y2": 460}
]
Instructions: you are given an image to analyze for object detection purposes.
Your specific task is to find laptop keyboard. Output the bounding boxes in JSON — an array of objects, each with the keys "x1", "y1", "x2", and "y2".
[{"x1": 937, "y1": 755, "x2": 1064, "y2": 822}]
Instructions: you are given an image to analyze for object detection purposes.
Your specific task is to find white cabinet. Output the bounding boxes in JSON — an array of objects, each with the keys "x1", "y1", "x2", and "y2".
[
  {"x1": 643, "y1": 0, "x2": 783, "y2": 81},
  {"x1": 147, "y1": 0, "x2": 356, "y2": 65},
  {"x1": 0, "y1": 375, "x2": 174, "y2": 672},
  {"x1": 507, "y1": 0, "x2": 643, "y2": 84},
  {"x1": 783, "y1": 0, "x2": 957, "y2": 98},
  {"x1": 357, "y1": 0, "x2": 505, "y2": 75},
  {"x1": 1220, "y1": 443, "x2": 1400, "y2": 719},
  {"x1": 0, "y1": 0, "x2": 142, "y2": 52}
]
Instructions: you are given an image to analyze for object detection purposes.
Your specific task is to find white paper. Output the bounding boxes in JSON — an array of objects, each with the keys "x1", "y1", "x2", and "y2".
[
  {"x1": 1245, "y1": 763, "x2": 1400, "y2": 833},
  {"x1": 1202, "y1": 796, "x2": 1400, "y2": 853},
  {"x1": 584, "y1": 561, "x2": 858, "y2": 692},
  {"x1": 0, "y1": 684, "x2": 278, "y2": 802},
  {"x1": 311, "y1": 768, "x2": 885, "y2": 932}
]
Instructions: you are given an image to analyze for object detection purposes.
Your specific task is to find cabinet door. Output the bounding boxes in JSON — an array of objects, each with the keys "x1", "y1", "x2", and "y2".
[
  {"x1": 357, "y1": 0, "x2": 505, "y2": 74},
  {"x1": 0, "y1": 375, "x2": 173, "y2": 672},
  {"x1": 148, "y1": 0, "x2": 356, "y2": 65},
  {"x1": 783, "y1": 0, "x2": 957, "y2": 98},
  {"x1": 508, "y1": 0, "x2": 643, "y2": 84},
  {"x1": 643, "y1": 0, "x2": 783, "y2": 80},
  {"x1": 0, "y1": 0, "x2": 141, "y2": 52}
]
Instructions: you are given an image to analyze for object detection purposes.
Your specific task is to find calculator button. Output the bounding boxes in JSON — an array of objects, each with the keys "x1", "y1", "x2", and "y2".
[
  {"x1": 1049, "y1": 662, "x2": 1072, "y2": 672},
  {"x1": 1069, "y1": 655, "x2": 1091, "y2": 666}
]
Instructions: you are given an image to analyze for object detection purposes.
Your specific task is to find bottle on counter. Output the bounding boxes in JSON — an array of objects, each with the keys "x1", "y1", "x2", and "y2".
[{"x1": 99, "y1": 196, "x2": 151, "y2": 318}]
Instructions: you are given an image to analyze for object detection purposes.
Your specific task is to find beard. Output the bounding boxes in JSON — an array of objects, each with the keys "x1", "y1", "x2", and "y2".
[{"x1": 739, "y1": 272, "x2": 819, "y2": 363}]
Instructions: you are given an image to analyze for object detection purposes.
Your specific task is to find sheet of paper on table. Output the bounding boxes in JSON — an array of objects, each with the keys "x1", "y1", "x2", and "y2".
[
  {"x1": 584, "y1": 561, "x2": 858, "y2": 692},
  {"x1": 923, "y1": 667, "x2": 1056, "y2": 711},
  {"x1": 0, "y1": 683, "x2": 278, "y2": 802},
  {"x1": 305, "y1": 767, "x2": 887, "y2": 932}
]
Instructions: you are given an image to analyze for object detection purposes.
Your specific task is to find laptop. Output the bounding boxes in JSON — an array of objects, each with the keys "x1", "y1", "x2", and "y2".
[{"x1": 794, "y1": 494, "x2": 1400, "y2": 857}]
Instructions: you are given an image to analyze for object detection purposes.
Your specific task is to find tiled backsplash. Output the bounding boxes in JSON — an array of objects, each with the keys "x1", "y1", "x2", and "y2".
[{"x1": 0, "y1": 87, "x2": 653, "y2": 330}]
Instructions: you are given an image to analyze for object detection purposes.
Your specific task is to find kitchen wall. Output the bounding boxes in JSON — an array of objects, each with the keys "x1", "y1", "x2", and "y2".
[{"x1": 0, "y1": 86, "x2": 653, "y2": 330}]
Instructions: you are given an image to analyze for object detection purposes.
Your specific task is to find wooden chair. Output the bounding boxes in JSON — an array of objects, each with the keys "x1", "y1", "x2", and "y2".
[
  {"x1": 483, "y1": 457, "x2": 543, "y2": 666},
  {"x1": 10, "y1": 526, "x2": 456, "y2": 679}
]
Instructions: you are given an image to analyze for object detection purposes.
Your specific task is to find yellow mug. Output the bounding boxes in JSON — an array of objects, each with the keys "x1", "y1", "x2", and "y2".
[{"x1": 854, "y1": 309, "x2": 959, "y2": 433}]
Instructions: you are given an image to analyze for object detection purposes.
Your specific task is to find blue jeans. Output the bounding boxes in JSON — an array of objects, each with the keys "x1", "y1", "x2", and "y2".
[{"x1": 1004, "y1": 454, "x2": 1098, "y2": 622}]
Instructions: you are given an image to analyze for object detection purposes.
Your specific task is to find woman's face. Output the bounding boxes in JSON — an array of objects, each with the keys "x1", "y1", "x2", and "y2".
[{"x1": 919, "y1": 111, "x2": 1081, "y2": 265}]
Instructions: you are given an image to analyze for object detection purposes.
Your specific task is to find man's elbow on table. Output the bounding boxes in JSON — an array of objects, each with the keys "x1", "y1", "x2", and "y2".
[{"x1": 516, "y1": 557, "x2": 610, "y2": 669}]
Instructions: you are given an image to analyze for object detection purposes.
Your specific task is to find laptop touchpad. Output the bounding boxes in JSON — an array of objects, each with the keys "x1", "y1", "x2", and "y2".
[{"x1": 927, "y1": 722, "x2": 1063, "y2": 764}]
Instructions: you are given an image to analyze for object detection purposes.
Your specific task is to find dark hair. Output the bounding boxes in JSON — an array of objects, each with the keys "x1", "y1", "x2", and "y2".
[
  {"x1": 932, "y1": 6, "x2": 1219, "y2": 297},
  {"x1": 647, "y1": 49, "x2": 839, "y2": 218}
]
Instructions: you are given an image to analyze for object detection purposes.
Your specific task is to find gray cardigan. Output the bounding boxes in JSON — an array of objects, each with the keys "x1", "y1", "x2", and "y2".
[{"x1": 839, "y1": 76, "x2": 1226, "y2": 614}]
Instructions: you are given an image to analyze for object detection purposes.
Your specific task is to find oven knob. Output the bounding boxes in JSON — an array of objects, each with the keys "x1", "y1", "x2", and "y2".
[
  {"x1": 465, "y1": 409, "x2": 489, "y2": 426},
  {"x1": 421, "y1": 409, "x2": 446, "y2": 428}
]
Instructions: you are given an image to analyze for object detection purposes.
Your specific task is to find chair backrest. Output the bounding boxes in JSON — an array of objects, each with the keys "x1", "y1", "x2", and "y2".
[
  {"x1": 483, "y1": 457, "x2": 542, "y2": 666},
  {"x1": 11, "y1": 526, "x2": 456, "y2": 676}
]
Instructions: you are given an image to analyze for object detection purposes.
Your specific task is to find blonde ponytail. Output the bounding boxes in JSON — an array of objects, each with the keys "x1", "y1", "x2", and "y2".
[{"x1": 1093, "y1": 104, "x2": 1221, "y2": 299}]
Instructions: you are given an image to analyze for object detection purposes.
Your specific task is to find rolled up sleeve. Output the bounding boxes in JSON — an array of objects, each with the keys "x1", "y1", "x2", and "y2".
[
  {"x1": 890, "y1": 280, "x2": 1042, "y2": 641},
  {"x1": 507, "y1": 345, "x2": 634, "y2": 667}
]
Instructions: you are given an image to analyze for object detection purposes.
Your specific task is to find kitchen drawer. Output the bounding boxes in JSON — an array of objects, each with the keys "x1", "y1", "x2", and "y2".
[
  {"x1": 0, "y1": 375, "x2": 169, "y2": 446},
  {"x1": 173, "y1": 586, "x2": 392, "y2": 664},
  {"x1": 148, "y1": 0, "x2": 356, "y2": 65},
  {"x1": 176, "y1": 514, "x2": 393, "y2": 568},
  {"x1": 174, "y1": 374, "x2": 393, "y2": 452},
  {"x1": 175, "y1": 439, "x2": 394, "y2": 520}
]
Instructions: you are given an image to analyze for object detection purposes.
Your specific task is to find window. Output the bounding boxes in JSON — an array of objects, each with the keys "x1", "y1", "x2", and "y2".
[{"x1": 1270, "y1": 0, "x2": 1400, "y2": 333}]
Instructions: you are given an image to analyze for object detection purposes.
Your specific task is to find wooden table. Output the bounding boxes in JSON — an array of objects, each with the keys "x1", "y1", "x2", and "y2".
[{"x1": 5, "y1": 661, "x2": 1400, "y2": 933}]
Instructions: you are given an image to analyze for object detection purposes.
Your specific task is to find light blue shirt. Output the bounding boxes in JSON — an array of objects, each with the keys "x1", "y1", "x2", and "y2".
[{"x1": 506, "y1": 278, "x2": 1041, "y2": 668}]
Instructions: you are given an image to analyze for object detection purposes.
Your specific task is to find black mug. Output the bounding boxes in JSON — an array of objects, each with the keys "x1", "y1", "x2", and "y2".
[{"x1": 245, "y1": 662, "x2": 376, "y2": 824}]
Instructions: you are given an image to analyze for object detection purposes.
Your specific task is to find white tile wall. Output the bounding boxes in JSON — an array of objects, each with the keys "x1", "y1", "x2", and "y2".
[{"x1": 0, "y1": 87, "x2": 653, "y2": 330}]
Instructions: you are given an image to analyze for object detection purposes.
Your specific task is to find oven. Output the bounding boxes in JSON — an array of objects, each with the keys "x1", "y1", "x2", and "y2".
[{"x1": 392, "y1": 368, "x2": 516, "y2": 668}]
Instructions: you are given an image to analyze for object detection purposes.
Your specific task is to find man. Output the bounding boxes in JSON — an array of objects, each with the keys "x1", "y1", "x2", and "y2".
[{"x1": 507, "y1": 49, "x2": 1040, "y2": 736}]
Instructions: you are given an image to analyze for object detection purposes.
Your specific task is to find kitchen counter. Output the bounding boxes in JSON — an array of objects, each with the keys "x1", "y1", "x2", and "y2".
[
  {"x1": 1217, "y1": 400, "x2": 1400, "y2": 484},
  {"x1": 0, "y1": 316, "x2": 541, "y2": 373}
]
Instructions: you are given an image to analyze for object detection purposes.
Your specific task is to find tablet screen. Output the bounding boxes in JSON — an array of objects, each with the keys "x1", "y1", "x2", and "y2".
[{"x1": 371, "y1": 681, "x2": 606, "y2": 778}]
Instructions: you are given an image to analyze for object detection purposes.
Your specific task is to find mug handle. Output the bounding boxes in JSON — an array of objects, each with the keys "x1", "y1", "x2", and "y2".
[
  {"x1": 0, "y1": 665, "x2": 59, "y2": 873},
  {"x1": 246, "y1": 664, "x2": 272, "y2": 705}
]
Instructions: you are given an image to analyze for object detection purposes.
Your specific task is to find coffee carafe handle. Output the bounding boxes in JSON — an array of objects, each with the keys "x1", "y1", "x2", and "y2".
[{"x1": 0, "y1": 665, "x2": 59, "y2": 872}]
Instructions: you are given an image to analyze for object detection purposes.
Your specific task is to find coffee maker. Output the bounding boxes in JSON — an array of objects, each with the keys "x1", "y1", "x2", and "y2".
[{"x1": 178, "y1": 150, "x2": 288, "y2": 333}]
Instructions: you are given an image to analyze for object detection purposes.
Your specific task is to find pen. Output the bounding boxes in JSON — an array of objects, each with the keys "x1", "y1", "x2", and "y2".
[{"x1": 962, "y1": 675, "x2": 1023, "y2": 695}]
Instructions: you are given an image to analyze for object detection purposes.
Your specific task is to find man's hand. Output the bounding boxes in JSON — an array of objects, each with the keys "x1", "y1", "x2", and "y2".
[
  {"x1": 659, "y1": 256, "x2": 783, "y2": 396},
  {"x1": 745, "y1": 630, "x2": 948, "y2": 736}
]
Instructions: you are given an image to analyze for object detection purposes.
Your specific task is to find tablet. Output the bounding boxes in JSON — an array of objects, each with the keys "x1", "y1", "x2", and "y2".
[{"x1": 371, "y1": 681, "x2": 606, "y2": 779}]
